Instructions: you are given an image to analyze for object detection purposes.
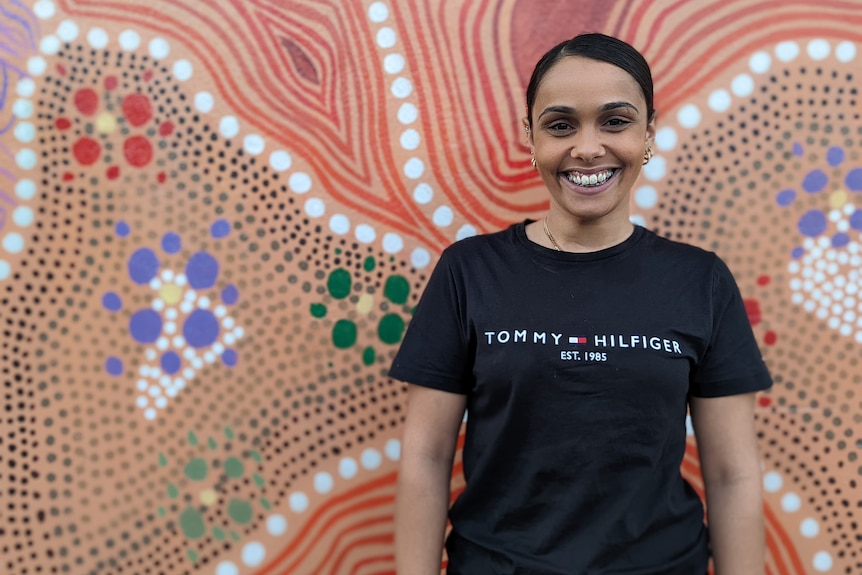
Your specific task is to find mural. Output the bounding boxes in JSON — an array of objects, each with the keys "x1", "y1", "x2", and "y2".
[{"x1": 1, "y1": 0, "x2": 861, "y2": 573}]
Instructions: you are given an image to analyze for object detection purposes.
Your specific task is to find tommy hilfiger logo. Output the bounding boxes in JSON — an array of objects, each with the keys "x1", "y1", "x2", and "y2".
[{"x1": 482, "y1": 330, "x2": 683, "y2": 355}]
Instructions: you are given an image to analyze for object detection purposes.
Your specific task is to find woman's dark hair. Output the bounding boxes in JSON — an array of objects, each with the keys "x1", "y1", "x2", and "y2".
[{"x1": 525, "y1": 33, "x2": 654, "y2": 127}]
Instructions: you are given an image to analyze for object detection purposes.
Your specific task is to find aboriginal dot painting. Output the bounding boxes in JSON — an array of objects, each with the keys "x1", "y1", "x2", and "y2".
[{"x1": 0, "y1": 0, "x2": 861, "y2": 574}]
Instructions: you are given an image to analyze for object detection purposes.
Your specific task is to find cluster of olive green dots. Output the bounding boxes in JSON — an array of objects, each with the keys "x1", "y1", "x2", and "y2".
[{"x1": 311, "y1": 253, "x2": 410, "y2": 362}]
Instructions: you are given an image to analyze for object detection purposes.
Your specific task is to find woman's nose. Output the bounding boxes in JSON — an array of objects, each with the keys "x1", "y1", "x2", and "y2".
[{"x1": 570, "y1": 128, "x2": 605, "y2": 163}]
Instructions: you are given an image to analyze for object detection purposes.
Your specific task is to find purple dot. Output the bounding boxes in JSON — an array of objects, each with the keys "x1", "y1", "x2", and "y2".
[
  {"x1": 115, "y1": 221, "x2": 130, "y2": 237},
  {"x1": 850, "y1": 209, "x2": 862, "y2": 231},
  {"x1": 183, "y1": 309, "x2": 220, "y2": 348},
  {"x1": 211, "y1": 219, "x2": 231, "y2": 239},
  {"x1": 185, "y1": 252, "x2": 219, "y2": 290},
  {"x1": 221, "y1": 284, "x2": 238, "y2": 305},
  {"x1": 792, "y1": 142, "x2": 803, "y2": 156},
  {"x1": 105, "y1": 356, "x2": 123, "y2": 376},
  {"x1": 161, "y1": 232, "x2": 182, "y2": 254},
  {"x1": 846, "y1": 168, "x2": 862, "y2": 192},
  {"x1": 827, "y1": 146, "x2": 845, "y2": 167},
  {"x1": 160, "y1": 351, "x2": 182, "y2": 374},
  {"x1": 102, "y1": 292, "x2": 122, "y2": 312},
  {"x1": 832, "y1": 233, "x2": 850, "y2": 248},
  {"x1": 776, "y1": 189, "x2": 796, "y2": 207},
  {"x1": 798, "y1": 210, "x2": 827, "y2": 237},
  {"x1": 791, "y1": 246, "x2": 805, "y2": 259},
  {"x1": 222, "y1": 349, "x2": 238, "y2": 367},
  {"x1": 128, "y1": 248, "x2": 160, "y2": 285},
  {"x1": 802, "y1": 169, "x2": 828, "y2": 194},
  {"x1": 129, "y1": 309, "x2": 163, "y2": 344}
]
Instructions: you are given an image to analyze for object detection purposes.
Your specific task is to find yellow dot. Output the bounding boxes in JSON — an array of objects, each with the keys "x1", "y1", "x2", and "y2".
[
  {"x1": 160, "y1": 283, "x2": 183, "y2": 305},
  {"x1": 356, "y1": 293, "x2": 374, "y2": 314},
  {"x1": 829, "y1": 189, "x2": 848, "y2": 210},
  {"x1": 96, "y1": 112, "x2": 117, "y2": 134},
  {"x1": 199, "y1": 488, "x2": 217, "y2": 506}
]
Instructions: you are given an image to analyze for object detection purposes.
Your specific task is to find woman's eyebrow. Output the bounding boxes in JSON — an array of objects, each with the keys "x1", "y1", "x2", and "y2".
[{"x1": 538, "y1": 102, "x2": 639, "y2": 120}]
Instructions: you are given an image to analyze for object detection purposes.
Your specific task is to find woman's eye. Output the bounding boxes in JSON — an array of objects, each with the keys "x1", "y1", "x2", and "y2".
[
  {"x1": 548, "y1": 122, "x2": 572, "y2": 132},
  {"x1": 606, "y1": 118, "x2": 632, "y2": 128}
]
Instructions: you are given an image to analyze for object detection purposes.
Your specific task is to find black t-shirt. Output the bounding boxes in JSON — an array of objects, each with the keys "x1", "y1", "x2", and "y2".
[{"x1": 390, "y1": 222, "x2": 772, "y2": 574}]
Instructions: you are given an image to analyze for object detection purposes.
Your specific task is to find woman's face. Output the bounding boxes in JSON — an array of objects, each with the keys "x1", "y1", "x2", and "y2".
[{"x1": 527, "y1": 56, "x2": 655, "y2": 226}]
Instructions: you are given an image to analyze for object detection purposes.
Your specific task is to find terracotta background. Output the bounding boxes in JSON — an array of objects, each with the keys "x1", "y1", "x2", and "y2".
[{"x1": 1, "y1": 0, "x2": 862, "y2": 574}]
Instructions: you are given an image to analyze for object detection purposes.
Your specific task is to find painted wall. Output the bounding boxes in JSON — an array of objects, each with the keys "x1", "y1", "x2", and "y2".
[{"x1": 1, "y1": 0, "x2": 861, "y2": 573}]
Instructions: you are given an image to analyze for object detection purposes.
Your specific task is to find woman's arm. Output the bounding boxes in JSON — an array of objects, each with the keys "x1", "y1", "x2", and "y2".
[
  {"x1": 395, "y1": 384, "x2": 467, "y2": 575},
  {"x1": 690, "y1": 392, "x2": 765, "y2": 575}
]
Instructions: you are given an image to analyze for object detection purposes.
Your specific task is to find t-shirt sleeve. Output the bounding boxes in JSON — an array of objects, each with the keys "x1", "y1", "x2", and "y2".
[
  {"x1": 689, "y1": 256, "x2": 773, "y2": 398},
  {"x1": 388, "y1": 249, "x2": 473, "y2": 394}
]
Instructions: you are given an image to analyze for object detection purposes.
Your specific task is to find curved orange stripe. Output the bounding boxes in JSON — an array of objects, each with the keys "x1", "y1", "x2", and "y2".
[{"x1": 313, "y1": 519, "x2": 393, "y2": 574}]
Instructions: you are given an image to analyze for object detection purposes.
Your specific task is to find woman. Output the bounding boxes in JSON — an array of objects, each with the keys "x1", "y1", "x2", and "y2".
[{"x1": 390, "y1": 33, "x2": 771, "y2": 575}]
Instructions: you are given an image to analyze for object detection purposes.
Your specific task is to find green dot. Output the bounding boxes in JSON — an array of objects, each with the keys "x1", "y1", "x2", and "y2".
[
  {"x1": 384, "y1": 275, "x2": 410, "y2": 304},
  {"x1": 224, "y1": 427, "x2": 234, "y2": 440},
  {"x1": 183, "y1": 458, "x2": 208, "y2": 481},
  {"x1": 362, "y1": 346, "x2": 375, "y2": 366},
  {"x1": 260, "y1": 497, "x2": 272, "y2": 511},
  {"x1": 179, "y1": 507, "x2": 206, "y2": 539},
  {"x1": 157, "y1": 507, "x2": 166, "y2": 518},
  {"x1": 227, "y1": 498, "x2": 253, "y2": 524},
  {"x1": 158, "y1": 453, "x2": 168, "y2": 467},
  {"x1": 378, "y1": 313, "x2": 405, "y2": 344},
  {"x1": 229, "y1": 530, "x2": 241, "y2": 542},
  {"x1": 252, "y1": 473, "x2": 265, "y2": 488},
  {"x1": 207, "y1": 437, "x2": 217, "y2": 450},
  {"x1": 224, "y1": 457, "x2": 244, "y2": 479},
  {"x1": 363, "y1": 257, "x2": 376, "y2": 272},
  {"x1": 327, "y1": 268, "x2": 352, "y2": 299},
  {"x1": 332, "y1": 319, "x2": 358, "y2": 348},
  {"x1": 250, "y1": 451, "x2": 262, "y2": 464},
  {"x1": 187, "y1": 549, "x2": 199, "y2": 563},
  {"x1": 167, "y1": 483, "x2": 179, "y2": 499},
  {"x1": 212, "y1": 526, "x2": 226, "y2": 541},
  {"x1": 310, "y1": 303, "x2": 327, "y2": 318},
  {"x1": 187, "y1": 431, "x2": 198, "y2": 446}
]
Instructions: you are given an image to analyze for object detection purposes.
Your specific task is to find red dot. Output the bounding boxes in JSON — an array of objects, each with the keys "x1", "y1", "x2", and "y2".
[
  {"x1": 56, "y1": 64, "x2": 67, "y2": 76},
  {"x1": 55, "y1": 118, "x2": 71, "y2": 130},
  {"x1": 74, "y1": 88, "x2": 99, "y2": 116},
  {"x1": 62, "y1": 172, "x2": 74, "y2": 181},
  {"x1": 106, "y1": 166, "x2": 120, "y2": 180},
  {"x1": 764, "y1": 331, "x2": 777, "y2": 346},
  {"x1": 122, "y1": 94, "x2": 153, "y2": 127},
  {"x1": 73, "y1": 137, "x2": 101, "y2": 165},
  {"x1": 743, "y1": 298, "x2": 761, "y2": 326},
  {"x1": 758, "y1": 396, "x2": 772, "y2": 408},
  {"x1": 143, "y1": 70, "x2": 154, "y2": 82},
  {"x1": 157, "y1": 172, "x2": 167, "y2": 183},
  {"x1": 757, "y1": 275, "x2": 771, "y2": 286},
  {"x1": 124, "y1": 136, "x2": 153, "y2": 167},
  {"x1": 105, "y1": 76, "x2": 118, "y2": 91},
  {"x1": 158, "y1": 121, "x2": 174, "y2": 137}
]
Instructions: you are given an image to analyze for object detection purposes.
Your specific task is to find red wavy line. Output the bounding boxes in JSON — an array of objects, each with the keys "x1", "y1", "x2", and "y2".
[{"x1": 311, "y1": 517, "x2": 393, "y2": 574}]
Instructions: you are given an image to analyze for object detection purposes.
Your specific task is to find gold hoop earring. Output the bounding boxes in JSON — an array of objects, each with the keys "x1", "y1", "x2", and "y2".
[
  {"x1": 530, "y1": 154, "x2": 537, "y2": 169},
  {"x1": 642, "y1": 145, "x2": 653, "y2": 165}
]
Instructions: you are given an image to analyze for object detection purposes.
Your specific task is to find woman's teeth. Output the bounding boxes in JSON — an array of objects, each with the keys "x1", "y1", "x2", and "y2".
[{"x1": 565, "y1": 169, "x2": 615, "y2": 187}]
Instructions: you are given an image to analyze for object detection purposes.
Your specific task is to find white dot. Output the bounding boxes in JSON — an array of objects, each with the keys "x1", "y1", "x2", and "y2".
[
  {"x1": 304, "y1": 197, "x2": 325, "y2": 218},
  {"x1": 16, "y1": 79, "x2": 35, "y2": 99},
  {"x1": 801, "y1": 518, "x2": 820, "y2": 537},
  {"x1": 149, "y1": 38, "x2": 171, "y2": 60},
  {"x1": 0, "y1": 261, "x2": 10, "y2": 281},
  {"x1": 266, "y1": 514, "x2": 287, "y2": 536},
  {"x1": 634, "y1": 185, "x2": 658, "y2": 209},
  {"x1": 642, "y1": 156, "x2": 666, "y2": 181},
  {"x1": 15, "y1": 149, "x2": 36, "y2": 170},
  {"x1": 136, "y1": 396, "x2": 148, "y2": 409},
  {"x1": 289, "y1": 492, "x2": 308, "y2": 513},
  {"x1": 413, "y1": 183, "x2": 433, "y2": 204},
  {"x1": 708, "y1": 89, "x2": 731, "y2": 112},
  {"x1": 339, "y1": 457, "x2": 358, "y2": 479},
  {"x1": 118, "y1": 30, "x2": 140, "y2": 50},
  {"x1": 382, "y1": 232, "x2": 403, "y2": 253},
  {"x1": 361, "y1": 448, "x2": 382, "y2": 470},
  {"x1": 219, "y1": 116, "x2": 239, "y2": 138},
  {"x1": 215, "y1": 561, "x2": 239, "y2": 575},
  {"x1": 410, "y1": 248, "x2": 431, "y2": 268},
  {"x1": 155, "y1": 396, "x2": 168, "y2": 409},
  {"x1": 144, "y1": 407, "x2": 157, "y2": 420},
  {"x1": 243, "y1": 134, "x2": 265, "y2": 155},
  {"x1": 241, "y1": 542, "x2": 266, "y2": 567},
  {"x1": 813, "y1": 551, "x2": 832, "y2": 572},
  {"x1": 384, "y1": 53, "x2": 405, "y2": 74},
  {"x1": 368, "y1": 1, "x2": 389, "y2": 22},
  {"x1": 34, "y1": 0, "x2": 55, "y2": 19},
  {"x1": 433, "y1": 206, "x2": 453, "y2": 227},
  {"x1": 384, "y1": 439, "x2": 401, "y2": 460},
  {"x1": 13, "y1": 99, "x2": 32, "y2": 119},
  {"x1": 749, "y1": 51, "x2": 771, "y2": 73},
  {"x1": 763, "y1": 471, "x2": 782, "y2": 492},
  {"x1": 269, "y1": 150, "x2": 292, "y2": 172},
  {"x1": 57, "y1": 20, "x2": 79, "y2": 42},
  {"x1": 776, "y1": 41, "x2": 800, "y2": 62},
  {"x1": 329, "y1": 214, "x2": 350, "y2": 235},
  {"x1": 14, "y1": 122, "x2": 35, "y2": 143},
  {"x1": 400, "y1": 129, "x2": 420, "y2": 150},
  {"x1": 376, "y1": 27, "x2": 396, "y2": 49},
  {"x1": 289, "y1": 172, "x2": 312, "y2": 193},
  {"x1": 27, "y1": 57, "x2": 46, "y2": 76},
  {"x1": 194, "y1": 92, "x2": 214, "y2": 113},
  {"x1": 654, "y1": 127, "x2": 677, "y2": 150},
  {"x1": 172, "y1": 60, "x2": 193, "y2": 81},
  {"x1": 836, "y1": 41, "x2": 857, "y2": 62},
  {"x1": 148, "y1": 384, "x2": 162, "y2": 397},
  {"x1": 731, "y1": 74, "x2": 754, "y2": 97},
  {"x1": 314, "y1": 472, "x2": 334, "y2": 494},
  {"x1": 150, "y1": 277, "x2": 163, "y2": 290},
  {"x1": 355, "y1": 224, "x2": 376, "y2": 243},
  {"x1": 456, "y1": 224, "x2": 476, "y2": 240},
  {"x1": 87, "y1": 28, "x2": 108, "y2": 49},
  {"x1": 404, "y1": 158, "x2": 424, "y2": 179},
  {"x1": 40, "y1": 35, "x2": 61, "y2": 55},
  {"x1": 397, "y1": 102, "x2": 418, "y2": 124},
  {"x1": 782, "y1": 492, "x2": 801, "y2": 512},
  {"x1": 677, "y1": 104, "x2": 701, "y2": 128},
  {"x1": 391, "y1": 77, "x2": 413, "y2": 98},
  {"x1": 13, "y1": 207, "x2": 34, "y2": 227},
  {"x1": 685, "y1": 415, "x2": 695, "y2": 436},
  {"x1": 807, "y1": 39, "x2": 830, "y2": 60}
]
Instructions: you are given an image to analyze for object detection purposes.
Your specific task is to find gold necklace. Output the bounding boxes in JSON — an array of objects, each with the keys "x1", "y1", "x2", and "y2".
[{"x1": 543, "y1": 216, "x2": 562, "y2": 251}]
